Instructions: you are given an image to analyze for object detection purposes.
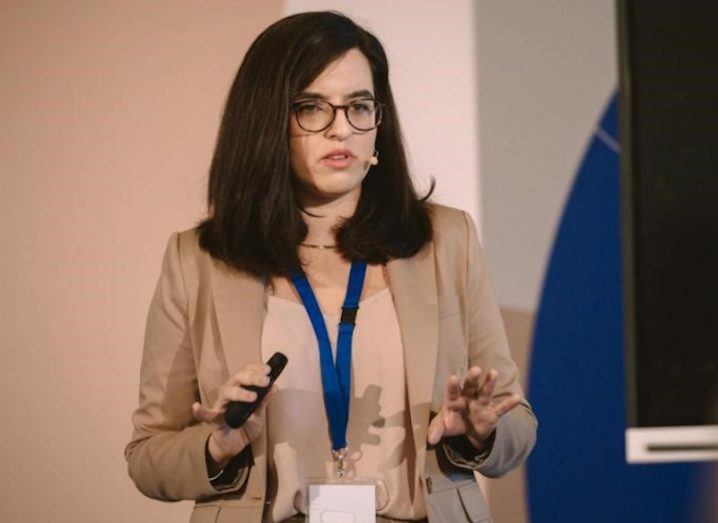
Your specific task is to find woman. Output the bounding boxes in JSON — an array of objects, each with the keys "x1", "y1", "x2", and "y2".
[{"x1": 125, "y1": 11, "x2": 537, "y2": 523}]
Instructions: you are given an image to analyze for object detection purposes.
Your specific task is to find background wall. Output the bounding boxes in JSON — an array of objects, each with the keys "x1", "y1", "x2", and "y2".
[
  {"x1": 0, "y1": 1, "x2": 282, "y2": 521},
  {"x1": 477, "y1": 0, "x2": 617, "y2": 312}
]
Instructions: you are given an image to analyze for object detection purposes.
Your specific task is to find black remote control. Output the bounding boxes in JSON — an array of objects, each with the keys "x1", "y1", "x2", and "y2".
[{"x1": 224, "y1": 352, "x2": 288, "y2": 429}]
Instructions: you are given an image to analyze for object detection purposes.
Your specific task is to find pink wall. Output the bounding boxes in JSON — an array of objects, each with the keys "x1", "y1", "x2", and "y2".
[{"x1": 0, "y1": 2, "x2": 282, "y2": 521}]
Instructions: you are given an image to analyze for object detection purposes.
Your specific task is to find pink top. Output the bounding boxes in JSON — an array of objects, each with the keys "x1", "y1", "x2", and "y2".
[{"x1": 260, "y1": 287, "x2": 427, "y2": 522}]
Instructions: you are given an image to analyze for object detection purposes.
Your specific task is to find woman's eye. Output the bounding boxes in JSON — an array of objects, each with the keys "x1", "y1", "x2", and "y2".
[
  {"x1": 298, "y1": 103, "x2": 319, "y2": 113},
  {"x1": 351, "y1": 102, "x2": 372, "y2": 113}
]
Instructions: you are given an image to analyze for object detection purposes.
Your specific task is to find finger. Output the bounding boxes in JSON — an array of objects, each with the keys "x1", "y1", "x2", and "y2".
[
  {"x1": 445, "y1": 375, "x2": 462, "y2": 402},
  {"x1": 230, "y1": 369, "x2": 271, "y2": 388},
  {"x1": 230, "y1": 369, "x2": 269, "y2": 387},
  {"x1": 221, "y1": 385, "x2": 259, "y2": 403},
  {"x1": 245, "y1": 362, "x2": 272, "y2": 375},
  {"x1": 461, "y1": 366, "x2": 482, "y2": 399},
  {"x1": 444, "y1": 376, "x2": 465, "y2": 411},
  {"x1": 427, "y1": 413, "x2": 445, "y2": 445},
  {"x1": 192, "y1": 402, "x2": 219, "y2": 424},
  {"x1": 228, "y1": 370, "x2": 249, "y2": 386},
  {"x1": 494, "y1": 394, "x2": 522, "y2": 417},
  {"x1": 477, "y1": 369, "x2": 498, "y2": 405}
]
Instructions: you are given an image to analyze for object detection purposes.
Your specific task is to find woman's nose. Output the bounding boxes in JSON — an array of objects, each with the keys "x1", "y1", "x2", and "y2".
[{"x1": 325, "y1": 108, "x2": 353, "y2": 139}]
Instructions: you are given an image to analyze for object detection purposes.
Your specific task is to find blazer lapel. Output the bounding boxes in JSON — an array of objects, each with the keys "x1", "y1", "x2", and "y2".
[
  {"x1": 209, "y1": 258, "x2": 266, "y2": 378},
  {"x1": 386, "y1": 240, "x2": 439, "y2": 472}
]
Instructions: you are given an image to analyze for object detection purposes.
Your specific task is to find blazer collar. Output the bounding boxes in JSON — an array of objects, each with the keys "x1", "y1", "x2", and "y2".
[{"x1": 209, "y1": 242, "x2": 439, "y2": 462}]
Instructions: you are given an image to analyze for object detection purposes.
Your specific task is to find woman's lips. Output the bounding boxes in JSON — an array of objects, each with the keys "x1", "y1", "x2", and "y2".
[{"x1": 321, "y1": 155, "x2": 355, "y2": 169}]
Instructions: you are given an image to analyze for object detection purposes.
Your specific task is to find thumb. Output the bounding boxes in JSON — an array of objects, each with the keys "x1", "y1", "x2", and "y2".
[
  {"x1": 192, "y1": 402, "x2": 217, "y2": 424},
  {"x1": 427, "y1": 412, "x2": 445, "y2": 446}
]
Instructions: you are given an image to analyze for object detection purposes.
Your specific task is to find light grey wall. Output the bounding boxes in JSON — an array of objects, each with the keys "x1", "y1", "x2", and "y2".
[{"x1": 476, "y1": 0, "x2": 617, "y2": 312}]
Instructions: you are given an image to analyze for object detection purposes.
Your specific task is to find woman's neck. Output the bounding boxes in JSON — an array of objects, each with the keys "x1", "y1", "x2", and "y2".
[{"x1": 298, "y1": 187, "x2": 361, "y2": 246}]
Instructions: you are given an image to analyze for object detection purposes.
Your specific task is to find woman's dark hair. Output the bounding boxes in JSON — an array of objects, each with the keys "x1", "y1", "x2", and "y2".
[{"x1": 197, "y1": 10, "x2": 434, "y2": 278}]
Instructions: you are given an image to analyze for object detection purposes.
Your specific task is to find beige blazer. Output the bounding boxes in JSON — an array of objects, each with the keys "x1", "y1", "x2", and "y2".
[{"x1": 125, "y1": 204, "x2": 537, "y2": 523}]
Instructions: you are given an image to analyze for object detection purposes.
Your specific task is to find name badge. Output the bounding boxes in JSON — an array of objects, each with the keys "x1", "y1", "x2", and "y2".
[{"x1": 308, "y1": 478, "x2": 385, "y2": 522}]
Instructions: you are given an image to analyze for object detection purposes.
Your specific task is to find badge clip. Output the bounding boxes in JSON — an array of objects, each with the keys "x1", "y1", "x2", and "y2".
[{"x1": 332, "y1": 446, "x2": 349, "y2": 479}]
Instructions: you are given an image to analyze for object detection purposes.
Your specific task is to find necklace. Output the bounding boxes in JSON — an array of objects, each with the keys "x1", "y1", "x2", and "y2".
[{"x1": 300, "y1": 242, "x2": 337, "y2": 250}]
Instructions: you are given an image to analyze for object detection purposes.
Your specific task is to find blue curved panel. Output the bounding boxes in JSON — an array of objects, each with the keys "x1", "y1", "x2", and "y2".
[{"x1": 526, "y1": 93, "x2": 710, "y2": 523}]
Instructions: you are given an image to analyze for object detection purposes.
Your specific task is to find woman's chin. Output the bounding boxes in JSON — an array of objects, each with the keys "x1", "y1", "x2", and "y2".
[{"x1": 300, "y1": 174, "x2": 365, "y2": 203}]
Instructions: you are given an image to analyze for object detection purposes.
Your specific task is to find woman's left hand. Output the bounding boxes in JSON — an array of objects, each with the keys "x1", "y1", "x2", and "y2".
[{"x1": 427, "y1": 367, "x2": 522, "y2": 450}]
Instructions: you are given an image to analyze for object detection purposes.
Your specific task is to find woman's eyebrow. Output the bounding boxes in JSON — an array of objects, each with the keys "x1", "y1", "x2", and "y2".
[{"x1": 296, "y1": 89, "x2": 375, "y2": 100}]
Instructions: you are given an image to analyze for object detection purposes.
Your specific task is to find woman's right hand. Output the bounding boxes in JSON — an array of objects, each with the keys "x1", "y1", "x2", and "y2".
[{"x1": 191, "y1": 363, "x2": 275, "y2": 470}]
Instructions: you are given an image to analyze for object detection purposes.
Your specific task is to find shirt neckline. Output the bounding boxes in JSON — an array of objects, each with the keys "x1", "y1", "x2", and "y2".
[{"x1": 267, "y1": 287, "x2": 391, "y2": 318}]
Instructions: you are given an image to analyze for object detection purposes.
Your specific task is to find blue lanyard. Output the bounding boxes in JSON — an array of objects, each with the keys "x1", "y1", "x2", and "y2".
[{"x1": 290, "y1": 260, "x2": 367, "y2": 452}]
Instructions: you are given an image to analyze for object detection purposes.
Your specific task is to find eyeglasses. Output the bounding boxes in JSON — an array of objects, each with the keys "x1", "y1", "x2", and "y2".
[{"x1": 291, "y1": 99, "x2": 383, "y2": 132}]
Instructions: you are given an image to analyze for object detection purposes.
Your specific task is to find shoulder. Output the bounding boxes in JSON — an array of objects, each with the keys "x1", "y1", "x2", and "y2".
[
  {"x1": 157, "y1": 227, "x2": 213, "y2": 287},
  {"x1": 155, "y1": 227, "x2": 204, "y2": 267},
  {"x1": 426, "y1": 202, "x2": 475, "y2": 249},
  {"x1": 175, "y1": 226, "x2": 203, "y2": 260},
  {"x1": 424, "y1": 203, "x2": 483, "y2": 296}
]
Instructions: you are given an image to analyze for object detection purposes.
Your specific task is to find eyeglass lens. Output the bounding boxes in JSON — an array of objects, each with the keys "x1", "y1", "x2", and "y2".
[{"x1": 294, "y1": 100, "x2": 380, "y2": 131}]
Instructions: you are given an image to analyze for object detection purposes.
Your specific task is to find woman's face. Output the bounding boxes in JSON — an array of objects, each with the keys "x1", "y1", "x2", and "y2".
[{"x1": 289, "y1": 48, "x2": 378, "y2": 205}]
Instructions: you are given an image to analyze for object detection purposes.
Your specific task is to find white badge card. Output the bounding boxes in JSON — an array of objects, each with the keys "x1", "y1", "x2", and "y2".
[{"x1": 307, "y1": 480, "x2": 375, "y2": 523}]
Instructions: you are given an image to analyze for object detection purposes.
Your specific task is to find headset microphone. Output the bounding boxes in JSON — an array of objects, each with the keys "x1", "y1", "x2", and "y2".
[
  {"x1": 366, "y1": 150, "x2": 379, "y2": 168},
  {"x1": 363, "y1": 150, "x2": 379, "y2": 171}
]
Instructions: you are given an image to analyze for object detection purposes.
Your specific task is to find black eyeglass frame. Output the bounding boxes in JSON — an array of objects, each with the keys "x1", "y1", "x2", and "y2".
[{"x1": 290, "y1": 99, "x2": 384, "y2": 133}]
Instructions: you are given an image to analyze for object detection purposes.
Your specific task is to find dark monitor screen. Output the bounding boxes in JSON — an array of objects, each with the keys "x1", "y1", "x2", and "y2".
[{"x1": 618, "y1": 0, "x2": 718, "y2": 428}]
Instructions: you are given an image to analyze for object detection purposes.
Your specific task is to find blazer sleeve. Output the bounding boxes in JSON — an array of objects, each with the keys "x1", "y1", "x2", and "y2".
[
  {"x1": 124, "y1": 232, "x2": 250, "y2": 501},
  {"x1": 442, "y1": 211, "x2": 538, "y2": 477}
]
